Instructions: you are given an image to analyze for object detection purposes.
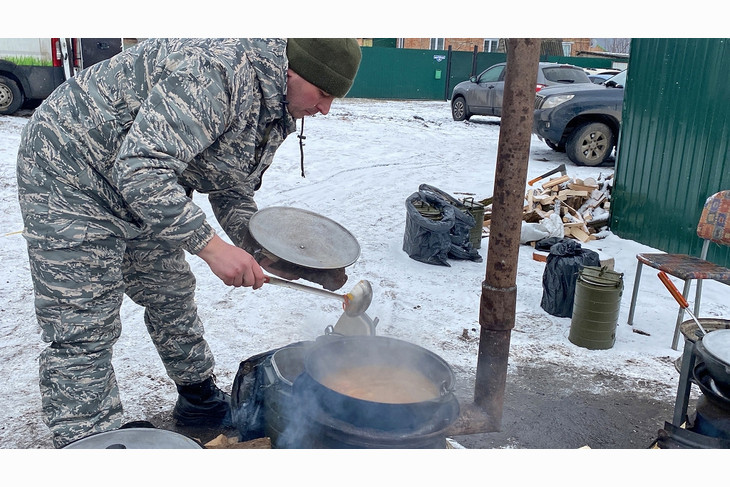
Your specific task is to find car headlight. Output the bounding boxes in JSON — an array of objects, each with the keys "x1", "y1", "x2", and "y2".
[{"x1": 541, "y1": 94, "x2": 575, "y2": 109}]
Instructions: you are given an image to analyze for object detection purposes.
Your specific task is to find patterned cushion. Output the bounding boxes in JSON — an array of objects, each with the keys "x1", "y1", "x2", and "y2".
[
  {"x1": 697, "y1": 190, "x2": 730, "y2": 244},
  {"x1": 637, "y1": 253, "x2": 730, "y2": 281}
]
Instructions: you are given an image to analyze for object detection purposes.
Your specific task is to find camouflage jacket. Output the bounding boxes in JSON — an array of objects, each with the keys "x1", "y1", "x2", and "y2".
[{"x1": 19, "y1": 38, "x2": 296, "y2": 254}]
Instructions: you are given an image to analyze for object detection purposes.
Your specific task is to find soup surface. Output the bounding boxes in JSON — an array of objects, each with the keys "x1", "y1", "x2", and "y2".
[{"x1": 320, "y1": 365, "x2": 440, "y2": 404}]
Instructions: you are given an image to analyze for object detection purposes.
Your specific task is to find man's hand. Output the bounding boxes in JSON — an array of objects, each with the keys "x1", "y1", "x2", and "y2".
[{"x1": 197, "y1": 234, "x2": 265, "y2": 289}]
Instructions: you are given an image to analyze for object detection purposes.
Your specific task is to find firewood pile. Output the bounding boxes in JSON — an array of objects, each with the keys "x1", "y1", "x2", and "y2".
[
  {"x1": 456, "y1": 172, "x2": 613, "y2": 245},
  {"x1": 476, "y1": 172, "x2": 613, "y2": 243},
  {"x1": 521, "y1": 173, "x2": 613, "y2": 242}
]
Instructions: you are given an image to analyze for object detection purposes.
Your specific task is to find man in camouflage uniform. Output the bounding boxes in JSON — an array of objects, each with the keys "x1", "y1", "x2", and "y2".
[{"x1": 16, "y1": 38, "x2": 361, "y2": 448}]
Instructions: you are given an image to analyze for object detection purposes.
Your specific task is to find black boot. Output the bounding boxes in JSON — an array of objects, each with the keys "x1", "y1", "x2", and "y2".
[{"x1": 172, "y1": 376, "x2": 232, "y2": 427}]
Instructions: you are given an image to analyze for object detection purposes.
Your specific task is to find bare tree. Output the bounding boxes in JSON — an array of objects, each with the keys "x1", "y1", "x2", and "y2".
[{"x1": 599, "y1": 38, "x2": 631, "y2": 54}]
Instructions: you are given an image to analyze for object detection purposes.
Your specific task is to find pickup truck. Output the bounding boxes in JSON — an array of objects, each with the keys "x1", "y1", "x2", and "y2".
[{"x1": 532, "y1": 70, "x2": 626, "y2": 166}]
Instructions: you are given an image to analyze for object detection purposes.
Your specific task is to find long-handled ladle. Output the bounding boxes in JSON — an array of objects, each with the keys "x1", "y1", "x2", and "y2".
[
  {"x1": 658, "y1": 271, "x2": 707, "y2": 337},
  {"x1": 263, "y1": 274, "x2": 373, "y2": 317}
]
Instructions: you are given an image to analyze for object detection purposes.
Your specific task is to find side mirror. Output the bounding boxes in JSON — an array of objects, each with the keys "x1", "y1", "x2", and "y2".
[
  {"x1": 470, "y1": 76, "x2": 477, "y2": 83},
  {"x1": 605, "y1": 80, "x2": 623, "y2": 88}
]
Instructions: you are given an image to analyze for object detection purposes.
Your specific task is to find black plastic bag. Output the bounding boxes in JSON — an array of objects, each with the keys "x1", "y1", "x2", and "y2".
[
  {"x1": 403, "y1": 188, "x2": 482, "y2": 266},
  {"x1": 535, "y1": 236, "x2": 570, "y2": 252},
  {"x1": 230, "y1": 341, "x2": 312, "y2": 442},
  {"x1": 540, "y1": 240, "x2": 601, "y2": 318},
  {"x1": 418, "y1": 184, "x2": 481, "y2": 261},
  {"x1": 418, "y1": 184, "x2": 482, "y2": 263},
  {"x1": 403, "y1": 190, "x2": 456, "y2": 266},
  {"x1": 230, "y1": 347, "x2": 277, "y2": 441}
]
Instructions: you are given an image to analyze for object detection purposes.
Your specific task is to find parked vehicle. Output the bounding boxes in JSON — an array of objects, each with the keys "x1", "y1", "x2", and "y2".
[
  {"x1": 533, "y1": 70, "x2": 626, "y2": 166},
  {"x1": 583, "y1": 68, "x2": 621, "y2": 77},
  {"x1": 588, "y1": 74, "x2": 613, "y2": 84},
  {"x1": 0, "y1": 38, "x2": 123, "y2": 115},
  {"x1": 451, "y1": 62, "x2": 591, "y2": 121}
]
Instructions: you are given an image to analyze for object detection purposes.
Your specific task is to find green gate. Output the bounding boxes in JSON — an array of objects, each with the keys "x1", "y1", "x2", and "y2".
[{"x1": 611, "y1": 38, "x2": 730, "y2": 266}]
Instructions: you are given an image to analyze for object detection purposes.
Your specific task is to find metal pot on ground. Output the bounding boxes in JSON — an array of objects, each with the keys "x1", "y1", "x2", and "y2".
[
  {"x1": 234, "y1": 335, "x2": 460, "y2": 448},
  {"x1": 296, "y1": 335, "x2": 458, "y2": 432},
  {"x1": 278, "y1": 335, "x2": 459, "y2": 448}
]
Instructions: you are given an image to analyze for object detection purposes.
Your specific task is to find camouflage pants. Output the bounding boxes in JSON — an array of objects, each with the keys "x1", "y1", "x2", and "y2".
[{"x1": 18, "y1": 159, "x2": 215, "y2": 449}]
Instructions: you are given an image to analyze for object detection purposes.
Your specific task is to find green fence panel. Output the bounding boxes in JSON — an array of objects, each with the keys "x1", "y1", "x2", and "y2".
[
  {"x1": 611, "y1": 38, "x2": 730, "y2": 267},
  {"x1": 346, "y1": 46, "x2": 450, "y2": 100},
  {"x1": 347, "y1": 47, "x2": 507, "y2": 101},
  {"x1": 347, "y1": 47, "x2": 614, "y2": 101}
]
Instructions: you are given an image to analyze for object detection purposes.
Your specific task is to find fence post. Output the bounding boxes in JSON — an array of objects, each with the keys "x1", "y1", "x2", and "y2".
[
  {"x1": 443, "y1": 45, "x2": 453, "y2": 101},
  {"x1": 471, "y1": 44, "x2": 478, "y2": 77}
]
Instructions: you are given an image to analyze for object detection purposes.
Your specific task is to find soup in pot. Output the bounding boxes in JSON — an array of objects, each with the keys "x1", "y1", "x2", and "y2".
[{"x1": 320, "y1": 365, "x2": 440, "y2": 404}]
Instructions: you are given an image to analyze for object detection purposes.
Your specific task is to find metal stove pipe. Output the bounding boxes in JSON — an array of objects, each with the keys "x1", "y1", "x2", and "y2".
[{"x1": 448, "y1": 39, "x2": 541, "y2": 436}]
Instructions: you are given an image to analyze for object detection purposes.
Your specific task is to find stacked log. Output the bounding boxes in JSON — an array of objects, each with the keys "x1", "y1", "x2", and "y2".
[
  {"x1": 522, "y1": 173, "x2": 613, "y2": 242},
  {"x1": 478, "y1": 173, "x2": 613, "y2": 243}
]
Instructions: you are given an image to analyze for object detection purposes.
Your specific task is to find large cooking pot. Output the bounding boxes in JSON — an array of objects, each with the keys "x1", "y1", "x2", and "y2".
[
  {"x1": 695, "y1": 329, "x2": 730, "y2": 395},
  {"x1": 296, "y1": 335, "x2": 458, "y2": 431}
]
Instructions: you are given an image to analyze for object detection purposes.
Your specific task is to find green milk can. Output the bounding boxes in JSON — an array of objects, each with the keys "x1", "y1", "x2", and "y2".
[{"x1": 569, "y1": 265, "x2": 624, "y2": 350}]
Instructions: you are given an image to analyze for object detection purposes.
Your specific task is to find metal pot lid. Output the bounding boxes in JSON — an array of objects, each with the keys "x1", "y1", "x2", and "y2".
[
  {"x1": 578, "y1": 267, "x2": 623, "y2": 287},
  {"x1": 702, "y1": 329, "x2": 730, "y2": 365},
  {"x1": 249, "y1": 206, "x2": 360, "y2": 269},
  {"x1": 62, "y1": 427, "x2": 202, "y2": 449}
]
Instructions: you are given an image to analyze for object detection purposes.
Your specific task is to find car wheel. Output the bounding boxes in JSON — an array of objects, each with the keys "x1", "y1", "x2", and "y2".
[
  {"x1": 0, "y1": 76, "x2": 25, "y2": 115},
  {"x1": 451, "y1": 96, "x2": 471, "y2": 121},
  {"x1": 545, "y1": 139, "x2": 565, "y2": 152},
  {"x1": 566, "y1": 122, "x2": 614, "y2": 166}
]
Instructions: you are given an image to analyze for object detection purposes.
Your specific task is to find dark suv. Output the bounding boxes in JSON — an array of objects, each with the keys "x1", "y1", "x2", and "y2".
[{"x1": 533, "y1": 70, "x2": 626, "y2": 166}]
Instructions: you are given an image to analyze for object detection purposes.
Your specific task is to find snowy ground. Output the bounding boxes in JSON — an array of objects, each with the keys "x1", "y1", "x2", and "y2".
[{"x1": 1, "y1": 99, "x2": 728, "y2": 468}]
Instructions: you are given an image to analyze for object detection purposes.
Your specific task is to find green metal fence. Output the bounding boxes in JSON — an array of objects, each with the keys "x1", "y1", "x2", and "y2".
[
  {"x1": 346, "y1": 46, "x2": 617, "y2": 101},
  {"x1": 611, "y1": 38, "x2": 730, "y2": 266}
]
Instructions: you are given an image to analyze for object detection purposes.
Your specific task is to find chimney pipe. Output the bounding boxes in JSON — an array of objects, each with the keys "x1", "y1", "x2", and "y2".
[{"x1": 459, "y1": 39, "x2": 542, "y2": 434}]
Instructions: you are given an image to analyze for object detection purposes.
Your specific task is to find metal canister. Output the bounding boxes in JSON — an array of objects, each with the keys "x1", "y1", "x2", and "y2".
[
  {"x1": 569, "y1": 265, "x2": 624, "y2": 350},
  {"x1": 460, "y1": 197, "x2": 485, "y2": 250}
]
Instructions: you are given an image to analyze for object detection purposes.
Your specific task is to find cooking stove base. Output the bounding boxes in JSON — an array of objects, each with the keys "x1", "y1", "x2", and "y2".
[
  {"x1": 659, "y1": 359, "x2": 730, "y2": 448},
  {"x1": 656, "y1": 422, "x2": 730, "y2": 449},
  {"x1": 662, "y1": 321, "x2": 730, "y2": 448},
  {"x1": 687, "y1": 362, "x2": 730, "y2": 440}
]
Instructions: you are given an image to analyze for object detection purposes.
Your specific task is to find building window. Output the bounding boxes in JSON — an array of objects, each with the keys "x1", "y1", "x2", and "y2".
[
  {"x1": 562, "y1": 42, "x2": 573, "y2": 56},
  {"x1": 483, "y1": 38, "x2": 499, "y2": 52},
  {"x1": 430, "y1": 38, "x2": 445, "y2": 50}
]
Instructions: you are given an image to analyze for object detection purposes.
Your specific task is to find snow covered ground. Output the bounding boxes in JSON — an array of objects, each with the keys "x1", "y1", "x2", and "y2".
[{"x1": 1, "y1": 98, "x2": 727, "y2": 477}]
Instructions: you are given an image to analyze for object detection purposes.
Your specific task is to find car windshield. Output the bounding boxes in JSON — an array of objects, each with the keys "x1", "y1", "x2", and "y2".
[
  {"x1": 605, "y1": 70, "x2": 627, "y2": 87},
  {"x1": 542, "y1": 66, "x2": 590, "y2": 84}
]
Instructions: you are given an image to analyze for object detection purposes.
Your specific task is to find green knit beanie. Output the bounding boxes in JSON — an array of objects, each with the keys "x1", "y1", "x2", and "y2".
[{"x1": 286, "y1": 38, "x2": 362, "y2": 98}]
